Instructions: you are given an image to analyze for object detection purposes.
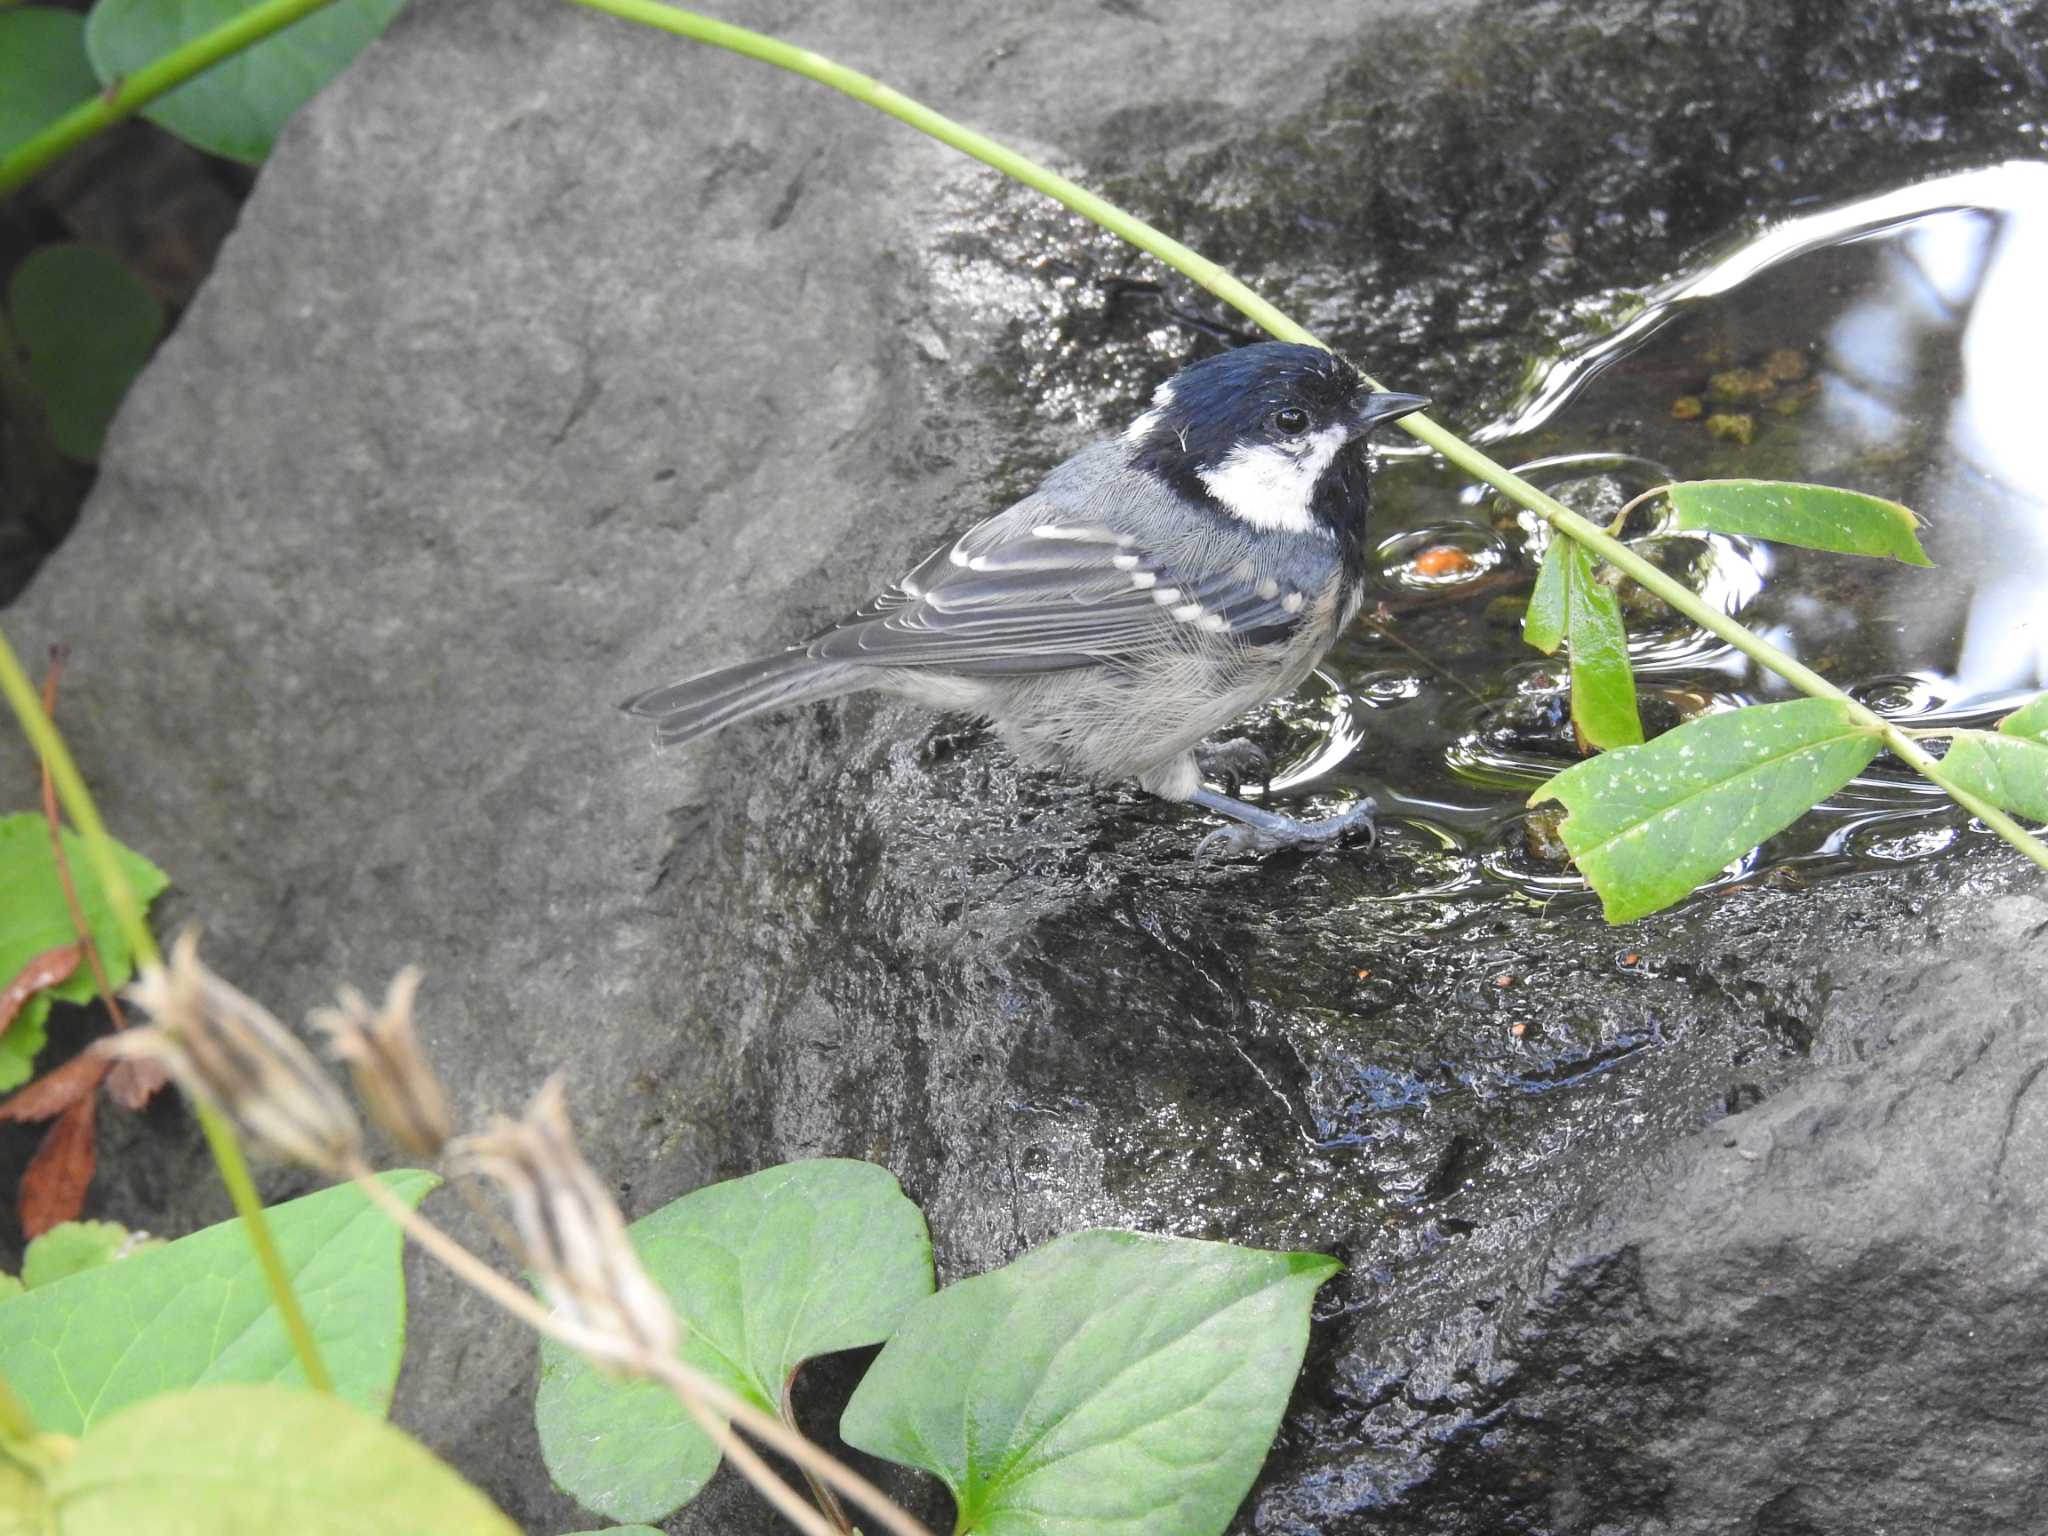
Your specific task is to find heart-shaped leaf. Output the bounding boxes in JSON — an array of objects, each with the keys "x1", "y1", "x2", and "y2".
[
  {"x1": 6, "y1": 246, "x2": 165, "y2": 462},
  {"x1": 1532, "y1": 697, "x2": 1882, "y2": 922},
  {"x1": 85, "y1": 0, "x2": 406, "y2": 164},
  {"x1": 535, "y1": 1159, "x2": 933, "y2": 1524},
  {"x1": 42, "y1": 1383, "x2": 516, "y2": 1534},
  {"x1": 841, "y1": 1229, "x2": 1338, "y2": 1536},
  {"x1": 0, "y1": 1171, "x2": 437, "y2": 1433},
  {"x1": 1665, "y1": 479, "x2": 1932, "y2": 565},
  {"x1": 0, "y1": 813, "x2": 168, "y2": 1090}
]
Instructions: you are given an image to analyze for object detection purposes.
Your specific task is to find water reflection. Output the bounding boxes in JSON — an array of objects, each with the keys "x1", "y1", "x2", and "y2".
[{"x1": 1284, "y1": 162, "x2": 2048, "y2": 900}]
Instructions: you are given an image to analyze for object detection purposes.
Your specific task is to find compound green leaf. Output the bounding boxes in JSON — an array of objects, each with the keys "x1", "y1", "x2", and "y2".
[
  {"x1": 1941, "y1": 732, "x2": 2048, "y2": 823},
  {"x1": 841, "y1": 1229, "x2": 1339, "y2": 1536},
  {"x1": 45, "y1": 1383, "x2": 516, "y2": 1534},
  {"x1": 1522, "y1": 538, "x2": 1567, "y2": 654},
  {"x1": 85, "y1": 0, "x2": 405, "y2": 164},
  {"x1": 1532, "y1": 697, "x2": 1882, "y2": 923},
  {"x1": 1666, "y1": 480, "x2": 1932, "y2": 566},
  {"x1": 1564, "y1": 544, "x2": 1643, "y2": 750},
  {"x1": 535, "y1": 1159, "x2": 932, "y2": 1524},
  {"x1": 1998, "y1": 693, "x2": 2048, "y2": 743},
  {"x1": 0, "y1": 813, "x2": 168, "y2": 1091},
  {"x1": 0, "y1": 1171, "x2": 437, "y2": 1434},
  {"x1": 0, "y1": 9, "x2": 100, "y2": 158}
]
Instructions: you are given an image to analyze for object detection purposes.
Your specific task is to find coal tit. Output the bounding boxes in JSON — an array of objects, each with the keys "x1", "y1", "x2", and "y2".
[{"x1": 624, "y1": 341, "x2": 1425, "y2": 855}]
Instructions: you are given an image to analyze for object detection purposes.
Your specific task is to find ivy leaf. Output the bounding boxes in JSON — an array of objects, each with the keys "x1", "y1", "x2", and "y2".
[
  {"x1": 85, "y1": 0, "x2": 406, "y2": 164},
  {"x1": 6, "y1": 246, "x2": 165, "y2": 462},
  {"x1": 0, "y1": 8, "x2": 100, "y2": 158},
  {"x1": 1563, "y1": 544, "x2": 1643, "y2": 750},
  {"x1": 1532, "y1": 697, "x2": 1882, "y2": 922},
  {"x1": 535, "y1": 1159, "x2": 933, "y2": 1524},
  {"x1": 1522, "y1": 538, "x2": 1567, "y2": 654},
  {"x1": 1998, "y1": 693, "x2": 2048, "y2": 743},
  {"x1": 1941, "y1": 732, "x2": 2048, "y2": 823},
  {"x1": 0, "y1": 813, "x2": 168, "y2": 1091},
  {"x1": 0, "y1": 1171, "x2": 437, "y2": 1433},
  {"x1": 1665, "y1": 480, "x2": 1933, "y2": 566},
  {"x1": 841, "y1": 1229, "x2": 1338, "y2": 1536},
  {"x1": 43, "y1": 1383, "x2": 517, "y2": 1534}
]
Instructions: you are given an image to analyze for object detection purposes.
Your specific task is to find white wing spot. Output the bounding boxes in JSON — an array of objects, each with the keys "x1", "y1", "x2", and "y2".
[
  {"x1": 1129, "y1": 570, "x2": 1158, "y2": 589},
  {"x1": 1255, "y1": 576, "x2": 1280, "y2": 600},
  {"x1": 1151, "y1": 587, "x2": 1182, "y2": 606},
  {"x1": 1170, "y1": 601, "x2": 1205, "y2": 622},
  {"x1": 1112, "y1": 553, "x2": 1141, "y2": 571},
  {"x1": 1198, "y1": 613, "x2": 1232, "y2": 633},
  {"x1": 1282, "y1": 590, "x2": 1306, "y2": 613}
]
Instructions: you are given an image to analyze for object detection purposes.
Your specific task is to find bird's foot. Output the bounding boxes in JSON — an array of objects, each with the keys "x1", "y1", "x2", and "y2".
[
  {"x1": 1195, "y1": 736, "x2": 1273, "y2": 795},
  {"x1": 1188, "y1": 787, "x2": 1377, "y2": 860}
]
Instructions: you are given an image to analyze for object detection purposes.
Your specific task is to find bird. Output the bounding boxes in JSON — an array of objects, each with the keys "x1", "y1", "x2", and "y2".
[{"x1": 623, "y1": 341, "x2": 1426, "y2": 855}]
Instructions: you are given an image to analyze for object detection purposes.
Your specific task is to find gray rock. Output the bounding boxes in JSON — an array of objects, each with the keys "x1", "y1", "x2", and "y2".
[{"x1": 4, "y1": 0, "x2": 2045, "y2": 1531}]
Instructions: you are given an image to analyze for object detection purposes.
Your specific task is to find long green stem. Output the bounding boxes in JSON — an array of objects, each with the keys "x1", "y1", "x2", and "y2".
[
  {"x1": 564, "y1": 0, "x2": 2048, "y2": 875},
  {"x1": 0, "y1": 0, "x2": 344, "y2": 197},
  {"x1": 0, "y1": 624, "x2": 335, "y2": 1391}
]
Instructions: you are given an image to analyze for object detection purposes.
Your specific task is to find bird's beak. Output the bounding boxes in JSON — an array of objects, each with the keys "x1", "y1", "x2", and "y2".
[{"x1": 1353, "y1": 391, "x2": 1429, "y2": 431}]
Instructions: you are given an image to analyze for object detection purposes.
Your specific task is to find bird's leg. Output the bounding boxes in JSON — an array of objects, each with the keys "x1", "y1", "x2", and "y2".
[
  {"x1": 1187, "y1": 786, "x2": 1376, "y2": 859},
  {"x1": 1194, "y1": 736, "x2": 1272, "y2": 795}
]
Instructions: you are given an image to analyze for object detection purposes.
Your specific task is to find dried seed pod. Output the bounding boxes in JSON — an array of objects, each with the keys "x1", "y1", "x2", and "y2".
[
  {"x1": 311, "y1": 967, "x2": 452, "y2": 1159},
  {"x1": 449, "y1": 1077, "x2": 677, "y2": 1372},
  {"x1": 112, "y1": 929, "x2": 361, "y2": 1174}
]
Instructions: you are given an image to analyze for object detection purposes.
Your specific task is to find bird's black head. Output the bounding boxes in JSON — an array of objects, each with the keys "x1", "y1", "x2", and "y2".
[{"x1": 1124, "y1": 342, "x2": 1425, "y2": 543}]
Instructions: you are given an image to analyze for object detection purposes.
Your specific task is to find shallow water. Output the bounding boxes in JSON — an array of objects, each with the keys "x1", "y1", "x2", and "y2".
[{"x1": 1254, "y1": 161, "x2": 2048, "y2": 908}]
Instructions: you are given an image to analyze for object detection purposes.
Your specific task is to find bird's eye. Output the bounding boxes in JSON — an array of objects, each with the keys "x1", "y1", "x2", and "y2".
[{"x1": 1273, "y1": 406, "x2": 1310, "y2": 435}]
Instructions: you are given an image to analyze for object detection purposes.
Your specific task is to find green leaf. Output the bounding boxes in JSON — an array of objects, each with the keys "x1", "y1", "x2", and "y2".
[
  {"x1": 0, "y1": 1274, "x2": 21, "y2": 1303},
  {"x1": 1531, "y1": 697, "x2": 1882, "y2": 922},
  {"x1": 1522, "y1": 537, "x2": 1567, "y2": 654},
  {"x1": 841, "y1": 1229, "x2": 1339, "y2": 1536},
  {"x1": 5, "y1": 246, "x2": 164, "y2": 462},
  {"x1": 84, "y1": 0, "x2": 406, "y2": 164},
  {"x1": 559, "y1": 1530, "x2": 664, "y2": 1535},
  {"x1": 0, "y1": 813, "x2": 168, "y2": 1091},
  {"x1": 0, "y1": 1171, "x2": 437, "y2": 1434},
  {"x1": 19, "y1": 1221, "x2": 156, "y2": 1291},
  {"x1": 1999, "y1": 693, "x2": 2048, "y2": 743},
  {"x1": 0, "y1": 9, "x2": 100, "y2": 158},
  {"x1": 1941, "y1": 732, "x2": 2048, "y2": 823},
  {"x1": 1665, "y1": 479, "x2": 1933, "y2": 566},
  {"x1": 44, "y1": 1383, "x2": 517, "y2": 1534},
  {"x1": 535, "y1": 1159, "x2": 933, "y2": 1524},
  {"x1": 1564, "y1": 544, "x2": 1643, "y2": 750}
]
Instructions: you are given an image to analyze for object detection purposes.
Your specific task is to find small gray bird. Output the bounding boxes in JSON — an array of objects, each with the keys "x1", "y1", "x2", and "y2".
[{"x1": 624, "y1": 341, "x2": 1425, "y2": 854}]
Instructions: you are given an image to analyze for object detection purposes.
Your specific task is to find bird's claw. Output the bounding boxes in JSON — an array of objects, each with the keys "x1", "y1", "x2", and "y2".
[{"x1": 1196, "y1": 798, "x2": 1378, "y2": 861}]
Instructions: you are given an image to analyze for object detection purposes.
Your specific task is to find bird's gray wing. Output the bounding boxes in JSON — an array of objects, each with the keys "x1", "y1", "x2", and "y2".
[{"x1": 806, "y1": 513, "x2": 1308, "y2": 675}]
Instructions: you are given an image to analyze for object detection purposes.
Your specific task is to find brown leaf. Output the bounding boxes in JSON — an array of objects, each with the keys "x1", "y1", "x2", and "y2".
[
  {"x1": 0, "y1": 1049, "x2": 105, "y2": 1124},
  {"x1": 20, "y1": 1089, "x2": 98, "y2": 1237},
  {"x1": 0, "y1": 943, "x2": 84, "y2": 1039},
  {"x1": 105, "y1": 1054, "x2": 169, "y2": 1111}
]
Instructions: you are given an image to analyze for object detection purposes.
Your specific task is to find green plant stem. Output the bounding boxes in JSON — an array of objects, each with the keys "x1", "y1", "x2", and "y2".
[
  {"x1": 563, "y1": 0, "x2": 2048, "y2": 876},
  {"x1": 0, "y1": 0, "x2": 345, "y2": 196},
  {"x1": 0, "y1": 623, "x2": 335, "y2": 1392}
]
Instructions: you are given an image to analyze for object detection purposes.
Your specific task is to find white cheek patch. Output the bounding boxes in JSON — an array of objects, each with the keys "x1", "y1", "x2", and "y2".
[
  {"x1": 1197, "y1": 424, "x2": 1350, "y2": 535},
  {"x1": 1121, "y1": 380, "x2": 1178, "y2": 445}
]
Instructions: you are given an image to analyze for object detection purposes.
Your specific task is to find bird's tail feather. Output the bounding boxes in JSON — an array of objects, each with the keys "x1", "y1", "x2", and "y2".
[{"x1": 620, "y1": 650, "x2": 861, "y2": 746}]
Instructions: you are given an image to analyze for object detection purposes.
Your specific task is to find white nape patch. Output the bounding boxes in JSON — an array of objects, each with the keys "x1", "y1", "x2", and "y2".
[
  {"x1": 1197, "y1": 423, "x2": 1351, "y2": 535},
  {"x1": 1120, "y1": 380, "x2": 1178, "y2": 445}
]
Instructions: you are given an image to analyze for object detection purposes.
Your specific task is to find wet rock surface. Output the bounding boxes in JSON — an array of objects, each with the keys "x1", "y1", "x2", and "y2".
[{"x1": 4, "y1": 0, "x2": 2046, "y2": 1532}]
